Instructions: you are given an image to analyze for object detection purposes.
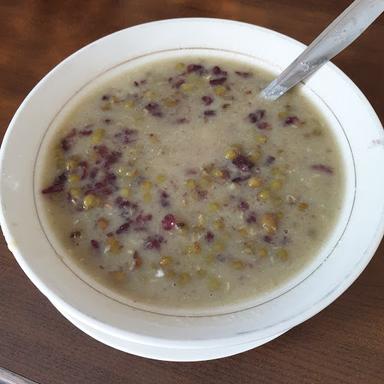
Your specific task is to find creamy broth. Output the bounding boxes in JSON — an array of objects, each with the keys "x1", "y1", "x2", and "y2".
[{"x1": 40, "y1": 57, "x2": 343, "y2": 312}]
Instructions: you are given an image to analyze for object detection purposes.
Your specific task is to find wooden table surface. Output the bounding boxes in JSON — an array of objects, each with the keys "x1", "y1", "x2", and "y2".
[{"x1": 1, "y1": 1, "x2": 383, "y2": 383}]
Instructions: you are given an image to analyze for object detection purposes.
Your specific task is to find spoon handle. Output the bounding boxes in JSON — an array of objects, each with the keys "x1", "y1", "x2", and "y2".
[{"x1": 262, "y1": 0, "x2": 384, "y2": 100}]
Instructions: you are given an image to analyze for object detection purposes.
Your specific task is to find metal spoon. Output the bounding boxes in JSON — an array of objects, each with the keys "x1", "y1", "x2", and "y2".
[{"x1": 261, "y1": 0, "x2": 384, "y2": 101}]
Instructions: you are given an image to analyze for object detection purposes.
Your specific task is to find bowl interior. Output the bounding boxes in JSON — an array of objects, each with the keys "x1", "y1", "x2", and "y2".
[{"x1": 34, "y1": 47, "x2": 354, "y2": 316}]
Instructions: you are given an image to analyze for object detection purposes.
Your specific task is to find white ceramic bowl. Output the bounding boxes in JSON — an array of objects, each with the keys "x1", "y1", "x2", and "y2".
[{"x1": 1, "y1": 18, "x2": 384, "y2": 361}]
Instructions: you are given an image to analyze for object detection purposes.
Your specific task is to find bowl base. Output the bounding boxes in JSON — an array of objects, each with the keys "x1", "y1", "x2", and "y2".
[{"x1": 52, "y1": 299, "x2": 287, "y2": 361}]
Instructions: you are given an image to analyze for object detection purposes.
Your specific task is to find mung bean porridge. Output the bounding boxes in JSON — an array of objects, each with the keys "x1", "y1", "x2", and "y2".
[{"x1": 39, "y1": 56, "x2": 343, "y2": 312}]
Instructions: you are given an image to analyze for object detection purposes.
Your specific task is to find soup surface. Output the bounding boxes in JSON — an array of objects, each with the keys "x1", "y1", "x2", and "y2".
[{"x1": 39, "y1": 56, "x2": 343, "y2": 312}]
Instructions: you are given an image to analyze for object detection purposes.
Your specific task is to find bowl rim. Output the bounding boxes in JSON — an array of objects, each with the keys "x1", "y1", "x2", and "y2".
[{"x1": 1, "y1": 17, "x2": 384, "y2": 350}]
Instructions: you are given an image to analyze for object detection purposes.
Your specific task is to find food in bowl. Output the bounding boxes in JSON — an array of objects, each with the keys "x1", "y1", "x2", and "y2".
[{"x1": 39, "y1": 56, "x2": 343, "y2": 311}]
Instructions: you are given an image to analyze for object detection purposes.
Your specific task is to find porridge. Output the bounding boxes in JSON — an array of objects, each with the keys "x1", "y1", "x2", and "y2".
[{"x1": 40, "y1": 57, "x2": 343, "y2": 311}]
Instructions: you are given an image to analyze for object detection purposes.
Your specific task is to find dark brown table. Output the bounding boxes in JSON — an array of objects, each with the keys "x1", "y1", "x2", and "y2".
[{"x1": 1, "y1": 1, "x2": 383, "y2": 383}]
